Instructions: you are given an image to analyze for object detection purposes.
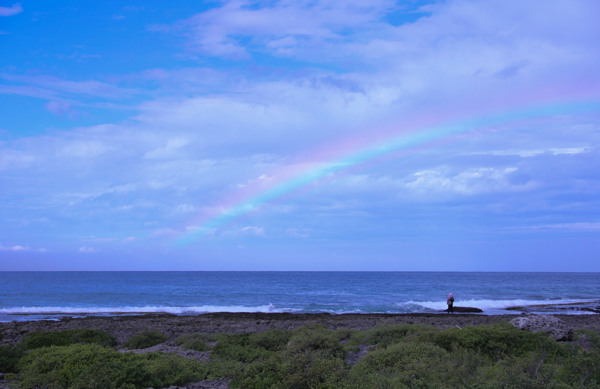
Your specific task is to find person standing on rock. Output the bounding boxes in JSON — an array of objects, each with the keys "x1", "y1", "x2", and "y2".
[{"x1": 447, "y1": 293, "x2": 454, "y2": 314}]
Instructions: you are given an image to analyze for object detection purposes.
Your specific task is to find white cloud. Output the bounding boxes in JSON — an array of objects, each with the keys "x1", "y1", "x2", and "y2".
[
  {"x1": 286, "y1": 228, "x2": 309, "y2": 238},
  {"x1": 150, "y1": 228, "x2": 178, "y2": 237},
  {"x1": 241, "y1": 226, "x2": 265, "y2": 236},
  {"x1": 0, "y1": 3, "x2": 22, "y2": 17},
  {"x1": 0, "y1": 150, "x2": 35, "y2": 170},
  {"x1": 78, "y1": 246, "x2": 98, "y2": 253},
  {"x1": 179, "y1": 0, "x2": 394, "y2": 58},
  {"x1": 516, "y1": 222, "x2": 600, "y2": 232},
  {"x1": 0, "y1": 74, "x2": 136, "y2": 99},
  {"x1": 0, "y1": 243, "x2": 27, "y2": 251},
  {"x1": 0, "y1": 243, "x2": 47, "y2": 252},
  {"x1": 144, "y1": 137, "x2": 190, "y2": 159},
  {"x1": 404, "y1": 167, "x2": 532, "y2": 196},
  {"x1": 473, "y1": 147, "x2": 588, "y2": 158},
  {"x1": 46, "y1": 100, "x2": 75, "y2": 117}
]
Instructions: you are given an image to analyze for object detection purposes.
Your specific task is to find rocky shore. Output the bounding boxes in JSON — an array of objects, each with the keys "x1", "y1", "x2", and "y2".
[{"x1": 2, "y1": 312, "x2": 600, "y2": 347}]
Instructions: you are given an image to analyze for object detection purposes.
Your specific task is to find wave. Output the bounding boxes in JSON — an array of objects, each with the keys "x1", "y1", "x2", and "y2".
[
  {"x1": 401, "y1": 298, "x2": 599, "y2": 312},
  {"x1": 2, "y1": 298, "x2": 597, "y2": 317},
  {"x1": 0, "y1": 304, "x2": 283, "y2": 315}
]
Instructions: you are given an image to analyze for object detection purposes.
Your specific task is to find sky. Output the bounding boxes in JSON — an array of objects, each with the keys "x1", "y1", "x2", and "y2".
[{"x1": 1, "y1": 0, "x2": 599, "y2": 271}]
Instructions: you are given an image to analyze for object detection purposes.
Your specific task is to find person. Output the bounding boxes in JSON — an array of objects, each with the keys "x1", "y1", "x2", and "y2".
[{"x1": 447, "y1": 293, "x2": 454, "y2": 314}]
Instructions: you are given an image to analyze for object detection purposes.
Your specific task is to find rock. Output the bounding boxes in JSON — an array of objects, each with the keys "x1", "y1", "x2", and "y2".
[
  {"x1": 510, "y1": 314, "x2": 573, "y2": 341},
  {"x1": 443, "y1": 307, "x2": 483, "y2": 313}
]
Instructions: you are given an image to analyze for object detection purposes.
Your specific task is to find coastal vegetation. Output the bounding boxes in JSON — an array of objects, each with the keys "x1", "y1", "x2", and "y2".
[
  {"x1": 121, "y1": 330, "x2": 168, "y2": 350},
  {"x1": 1, "y1": 323, "x2": 599, "y2": 388}
]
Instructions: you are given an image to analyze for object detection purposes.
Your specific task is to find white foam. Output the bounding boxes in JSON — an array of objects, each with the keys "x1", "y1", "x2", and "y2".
[
  {"x1": 401, "y1": 298, "x2": 598, "y2": 312},
  {"x1": 0, "y1": 303, "x2": 281, "y2": 315}
]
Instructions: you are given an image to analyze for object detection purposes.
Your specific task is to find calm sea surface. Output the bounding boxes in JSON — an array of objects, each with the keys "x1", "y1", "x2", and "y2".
[{"x1": 0, "y1": 272, "x2": 598, "y2": 322}]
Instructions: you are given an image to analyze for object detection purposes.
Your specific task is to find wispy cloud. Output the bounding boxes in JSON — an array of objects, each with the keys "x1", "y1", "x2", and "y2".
[
  {"x1": 173, "y1": 0, "x2": 395, "y2": 59},
  {"x1": 0, "y1": 243, "x2": 47, "y2": 252},
  {"x1": 514, "y1": 222, "x2": 600, "y2": 232},
  {"x1": 472, "y1": 148, "x2": 589, "y2": 158},
  {"x1": 0, "y1": 3, "x2": 22, "y2": 17},
  {"x1": 78, "y1": 246, "x2": 98, "y2": 253},
  {"x1": 0, "y1": 243, "x2": 27, "y2": 251},
  {"x1": 0, "y1": 74, "x2": 136, "y2": 99}
]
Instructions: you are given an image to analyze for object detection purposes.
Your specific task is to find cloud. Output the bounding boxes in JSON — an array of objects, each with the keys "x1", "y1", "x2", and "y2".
[
  {"x1": 0, "y1": 150, "x2": 35, "y2": 170},
  {"x1": 404, "y1": 167, "x2": 532, "y2": 196},
  {"x1": 46, "y1": 100, "x2": 76, "y2": 117},
  {"x1": 144, "y1": 137, "x2": 190, "y2": 159},
  {"x1": 0, "y1": 3, "x2": 22, "y2": 17},
  {"x1": 516, "y1": 222, "x2": 600, "y2": 232},
  {"x1": 150, "y1": 228, "x2": 178, "y2": 237},
  {"x1": 0, "y1": 243, "x2": 47, "y2": 252},
  {"x1": 0, "y1": 243, "x2": 27, "y2": 251},
  {"x1": 163, "y1": 0, "x2": 396, "y2": 59},
  {"x1": 241, "y1": 226, "x2": 265, "y2": 236},
  {"x1": 1, "y1": 0, "x2": 599, "y2": 262},
  {"x1": 0, "y1": 74, "x2": 136, "y2": 99},
  {"x1": 471, "y1": 147, "x2": 589, "y2": 158},
  {"x1": 78, "y1": 246, "x2": 98, "y2": 253}
]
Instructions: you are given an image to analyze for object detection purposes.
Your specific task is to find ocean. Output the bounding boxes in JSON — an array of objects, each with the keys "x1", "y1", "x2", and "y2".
[{"x1": 0, "y1": 272, "x2": 598, "y2": 322}]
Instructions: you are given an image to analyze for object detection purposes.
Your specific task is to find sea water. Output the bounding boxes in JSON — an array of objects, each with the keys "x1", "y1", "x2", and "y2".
[{"x1": 0, "y1": 272, "x2": 598, "y2": 322}]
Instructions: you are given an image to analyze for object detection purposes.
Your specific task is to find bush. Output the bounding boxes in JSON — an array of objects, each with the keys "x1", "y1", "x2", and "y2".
[
  {"x1": 346, "y1": 324, "x2": 428, "y2": 350},
  {"x1": 9, "y1": 323, "x2": 600, "y2": 389},
  {"x1": 249, "y1": 328, "x2": 291, "y2": 352},
  {"x1": 0, "y1": 345, "x2": 23, "y2": 373},
  {"x1": 122, "y1": 330, "x2": 167, "y2": 349},
  {"x1": 416, "y1": 323, "x2": 552, "y2": 360},
  {"x1": 212, "y1": 333, "x2": 274, "y2": 363},
  {"x1": 349, "y1": 341, "x2": 449, "y2": 385},
  {"x1": 174, "y1": 333, "x2": 213, "y2": 352},
  {"x1": 19, "y1": 329, "x2": 117, "y2": 350},
  {"x1": 286, "y1": 325, "x2": 344, "y2": 359},
  {"x1": 16, "y1": 343, "x2": 207, "y2": 389}
]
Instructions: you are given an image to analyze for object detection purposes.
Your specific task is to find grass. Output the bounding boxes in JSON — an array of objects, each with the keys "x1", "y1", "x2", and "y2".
[{"x1": 2, "y1": 322, "x2": 599, "y2": 388}]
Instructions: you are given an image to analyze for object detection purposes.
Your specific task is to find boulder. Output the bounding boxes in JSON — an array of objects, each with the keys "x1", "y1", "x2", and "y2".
[
  {"x1": 443, "y1": 306, "x2": 483, "y2": 313},
  {"x1": 510, "y1": 314, "x2": 573, "y2": 341}
]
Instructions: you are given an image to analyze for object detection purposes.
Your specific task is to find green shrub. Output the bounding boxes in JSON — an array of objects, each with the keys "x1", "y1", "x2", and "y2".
[
  {"x1": 278, "y1": 351, "x2": 346, "y2": 389},
  {"x1": 346, "y1": 324, "x2": 428, "y2": 350},
  {"x1": 351, "y1": 341, "x2": 448, "y2": 377},
  {"x1": 122, "y1": 330, "x2": 167, "y2": 349},
  {"x1": 249, "y1": 328, "x2": 291, "y2": 352},
  {"x1": 555, "y1": 345, "x2": 600, "y2": 388},
  {"x1": 19, "y1": 329, "x2": 117, "y2": 350},
  {"x1": 10, "y1": 323, "x2": 600, "y2": 389},
  {"x1": 235, "y1": 350, "x2": 346, "y2": 389},
  {"x1": 0, "y1": 345, "x2": 24, "y2": 373},
  {"x1": 174, "y1": 333, "x2": 213, "y2": 352},
  {"x1": 215, "y1": 327, "x2": 346, "y2": 388},
  {"x1": 16, "y1": 343, "x2": 207, "y2": 389},
  {"x1": 417, "y1": 323, "x2": 552, "y2": 360},
  {"x1": 286, "y1": 325, "x2": 344, "y2": 359},
  {"x1": 212, "y1": 333, "x2": 273, "y2": 363},
  {"x1": 205, "y1": 358, "x2": 245, "y2": 381}
]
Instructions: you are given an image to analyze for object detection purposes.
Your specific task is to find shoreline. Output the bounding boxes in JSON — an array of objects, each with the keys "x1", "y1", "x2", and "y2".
[{"x1": 2, "y1": 312, "x2": 599, "y2": 346}]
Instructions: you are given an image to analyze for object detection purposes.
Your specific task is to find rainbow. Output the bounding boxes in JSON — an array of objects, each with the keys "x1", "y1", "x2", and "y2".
[{"x1": 173, "y1": 97, "x2": 600, "y2": 246}]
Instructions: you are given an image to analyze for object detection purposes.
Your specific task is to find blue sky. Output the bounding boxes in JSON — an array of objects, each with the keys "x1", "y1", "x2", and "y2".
[{"x1": 1, "y1": 0, "x2": 599, "y2": 271}]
